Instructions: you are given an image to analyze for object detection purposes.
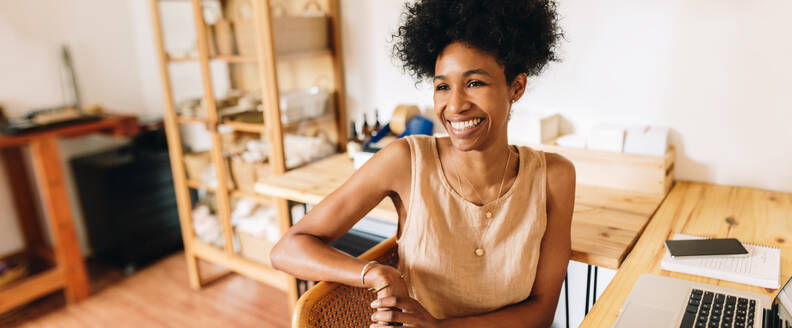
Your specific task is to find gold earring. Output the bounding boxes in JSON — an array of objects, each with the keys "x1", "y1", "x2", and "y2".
[{"x1": 511, "y1": 99, "x2": 516, "y2": 103}]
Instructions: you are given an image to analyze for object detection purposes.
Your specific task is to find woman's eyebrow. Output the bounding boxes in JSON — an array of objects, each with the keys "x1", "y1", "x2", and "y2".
[
  {"x1": 433, "y1": 69, "x2": 490, "y2": 81},
  {"x1": 463, "y1": 68, "x2": 491, "y2": 77}
]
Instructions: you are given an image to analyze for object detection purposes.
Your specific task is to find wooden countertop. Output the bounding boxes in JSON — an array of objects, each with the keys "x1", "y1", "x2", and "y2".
[
  {"x1": 582, "y1": 181, "x2": 792, "y2": 327},
  {"x1": 0, "y1": 115, "x2": 139, "y2": 148},
  {"x1": 255, "y1": 154, "x2": 669, "y2": 269}
]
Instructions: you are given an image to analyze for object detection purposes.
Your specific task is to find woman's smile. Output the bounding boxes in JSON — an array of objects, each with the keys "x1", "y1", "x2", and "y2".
[{"x1": 446, "y1": 116, "x2": 486, "y2": 138}]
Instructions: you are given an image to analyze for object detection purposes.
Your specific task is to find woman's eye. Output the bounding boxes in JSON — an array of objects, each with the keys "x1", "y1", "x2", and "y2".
[
  {"x1": 467, "y1": 80, "x2": 486, "y2": 88},
  {"x1": 435, "y1": 84, "x2": 449, "y2": 91}
]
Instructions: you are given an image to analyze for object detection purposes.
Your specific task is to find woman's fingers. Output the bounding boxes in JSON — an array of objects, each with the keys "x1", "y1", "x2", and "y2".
[
  {"x1": 371, "y1": 308, "x2": 416, "y2": 325},
  {"x1": 371, "y1": 296, "x2": 419, "y2": 313}
]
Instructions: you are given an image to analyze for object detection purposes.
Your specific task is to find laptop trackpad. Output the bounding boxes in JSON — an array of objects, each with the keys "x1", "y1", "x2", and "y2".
[{"x1": 615, "y1": 302, "x2": 678, "y2": 328}]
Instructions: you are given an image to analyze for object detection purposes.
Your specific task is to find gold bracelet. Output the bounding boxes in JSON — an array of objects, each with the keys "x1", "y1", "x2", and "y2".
[
  {"x1": 370, "y1": 282, "x2": 390, "y2": 294},
  {"x1": 360, "y1": 261, "x2": 378, "y2": 286}
]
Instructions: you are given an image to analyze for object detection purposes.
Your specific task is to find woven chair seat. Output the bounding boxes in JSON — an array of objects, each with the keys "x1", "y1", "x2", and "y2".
[{"x1": 293, "y1": 236, "x2": 399, "y2": 328}]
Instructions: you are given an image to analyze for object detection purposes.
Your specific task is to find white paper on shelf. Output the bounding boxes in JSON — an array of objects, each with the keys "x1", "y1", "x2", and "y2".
[
  {"x1": 587, "y1": 124, "x2": 626, "y2": 152},
  {"x1": 623, "y1": 125, "x2": 669, "y2": 156},
  {"x1": 507, "y1": 111, "x2": 560, "y2": 145},
  {"x1": 555, "y1": 133, "x2": 587, "y2": 148}
]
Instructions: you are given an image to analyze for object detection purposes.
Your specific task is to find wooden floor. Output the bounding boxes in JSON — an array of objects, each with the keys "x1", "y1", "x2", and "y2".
[{"x1": 0, "y1": 252, "x2": 290, "y2": 328}]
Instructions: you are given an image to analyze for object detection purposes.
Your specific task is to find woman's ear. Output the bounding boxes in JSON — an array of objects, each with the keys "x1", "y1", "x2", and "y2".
[{"x1": 510, "y1": 73, "x2": 528, "y2": 102}]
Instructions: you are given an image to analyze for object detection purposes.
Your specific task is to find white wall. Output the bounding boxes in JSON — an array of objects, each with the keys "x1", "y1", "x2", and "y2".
[
  {"x1": 340, "y1": 0, "x2": 434, "y2": 123},
  {"x1": 525, "y1": 0, "x2": 792, "y2": 193},
  {"x1": 341, "y1": 0, "x2": 792, "y2": 193},
  {"x1": 0, "y1": 1, "x2": 151, "y2": 256}
]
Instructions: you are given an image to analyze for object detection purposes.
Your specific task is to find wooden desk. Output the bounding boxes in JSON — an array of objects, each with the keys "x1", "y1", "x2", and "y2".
[
  {"x1": 582, "y1": 181, "x2": 792, "y2": 327},
  {"x1": 255, "y1": 154, "x2": 668, "y2": 269},
  {"x1": 0, "y1": 115, "x2": 138, "y2": 313}
]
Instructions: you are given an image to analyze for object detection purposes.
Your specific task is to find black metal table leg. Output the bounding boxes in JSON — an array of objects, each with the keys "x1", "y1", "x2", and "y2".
[
  {"x1": 584, "y1": 265, "x2": 600, "y2": 317},
  {"x1": 564, "y1": 273, "x2": 570, "y2": 328},
  {"x1": 593, "y1": 266, "x2": 598, "y2": 304},
  {"x1": 585, "y1": 265, "x2": 592, "y2": 315}
]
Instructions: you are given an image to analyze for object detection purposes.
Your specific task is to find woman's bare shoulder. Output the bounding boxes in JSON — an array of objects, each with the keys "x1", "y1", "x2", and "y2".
[
  {"x1": 544, "y1": 152, "x2": 576, "y2": 211},
  {"x1": 544, "y1": 152, "x2": 575, "y2": 183},
  {"x1": 357, "y1": 138, "x2": 413, "y2": 194}
]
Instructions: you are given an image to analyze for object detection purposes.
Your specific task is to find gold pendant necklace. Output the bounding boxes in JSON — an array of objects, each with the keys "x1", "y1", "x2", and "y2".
[{"x1": 451, "y1": 146, "x2": 513, "y2": 257}]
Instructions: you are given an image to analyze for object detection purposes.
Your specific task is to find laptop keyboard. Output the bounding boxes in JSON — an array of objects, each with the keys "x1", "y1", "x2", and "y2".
[{"x1": 681, "y1": 289, "x2": 757, "y2": 328}]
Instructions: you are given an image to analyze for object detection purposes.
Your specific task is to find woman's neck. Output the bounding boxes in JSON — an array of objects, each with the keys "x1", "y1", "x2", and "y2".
[{"x1": 439, "y1": 135, "x2": 518, "y2": 203}]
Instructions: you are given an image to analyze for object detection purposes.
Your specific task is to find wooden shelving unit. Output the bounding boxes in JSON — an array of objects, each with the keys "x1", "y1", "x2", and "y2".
[{"x1": 148, "y1": 0, "x2": 347, "y2": 312}]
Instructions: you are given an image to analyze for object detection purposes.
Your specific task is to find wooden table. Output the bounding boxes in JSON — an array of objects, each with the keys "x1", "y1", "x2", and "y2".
[
  {"x1": 0, "y1": 115, "x2": 138, "y2": 313},
  {"x1": 581, "y1": 181, "x2": 792, "y2": 327},
  {"x1": 255, "y1": 154, "x2": 668, "y2": 269}
]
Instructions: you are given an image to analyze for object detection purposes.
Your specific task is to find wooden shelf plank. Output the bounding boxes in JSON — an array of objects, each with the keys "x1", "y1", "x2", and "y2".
[
  {"x1": 212, "y1": 55, "x2": 257, "y2": 63},
  {"x1": 192, "y1": 240, "x2": 290, "y2": 291},
  {"x1": 221, "y1": 121, "x2": 266, "y2": 133},
  {"x1": 231, "y1": 189, "x2": 274, "y2": 205},
  {"x1": 0, "y1": 268, "x2": 65, "y2": 313},
  {"x1": 168, "y1": 55, "x2": 256, "y2": 63},
  {"x1": 282, "y1": 111, "x2": 335, "y2": 131},
  {"x1": 176, "y1": 116, "x2": 208, "y2": 124},
  {"x1": 188, "y1": 178, "x2": 274, "y2": 206},
  {"x1": 168, "y1": 49, "x2": 330, "y2": 64},
  {"x1": 186, "y1": 179, "x2": 207, "y2": 191},
  {"x1": 275, "y1": 49, "x2": 332, "y2": 61},
  {"x1": 221, "y1": 111, "x2": 336, "y2": 138}
]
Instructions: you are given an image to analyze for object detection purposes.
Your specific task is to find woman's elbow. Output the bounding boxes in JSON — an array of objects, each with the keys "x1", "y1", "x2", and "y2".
[{"x1": 269, "y1": 236, "x2": 290, "y2": 271}]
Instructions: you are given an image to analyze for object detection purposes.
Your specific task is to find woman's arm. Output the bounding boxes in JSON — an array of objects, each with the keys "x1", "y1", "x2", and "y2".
[
  {"x1": 269, "y1": 139, "x2": 412, "y2": 291},
  {"x1": 371, "y1": 152, "x2": 576, "y2": 328}
]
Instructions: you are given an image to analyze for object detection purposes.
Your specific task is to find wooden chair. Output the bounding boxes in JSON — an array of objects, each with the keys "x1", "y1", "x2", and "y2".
[{"x1": 292, "y1": 236, "x2": 398, "y2": 328}]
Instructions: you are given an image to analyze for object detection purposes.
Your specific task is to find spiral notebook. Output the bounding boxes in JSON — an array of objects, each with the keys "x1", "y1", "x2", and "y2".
[{"x1": 660, "y1": 234, "x2": 781, "y2": 289}]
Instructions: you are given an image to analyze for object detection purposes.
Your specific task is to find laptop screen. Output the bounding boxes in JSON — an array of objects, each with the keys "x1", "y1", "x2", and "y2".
[{"x1": 774, "y1": 276, "x2": 792, "y2": 325}]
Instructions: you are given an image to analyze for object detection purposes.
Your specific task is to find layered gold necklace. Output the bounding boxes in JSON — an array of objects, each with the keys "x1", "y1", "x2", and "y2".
[{"x1": 450, "y1": 146, "x2": 513, "y2": 257}]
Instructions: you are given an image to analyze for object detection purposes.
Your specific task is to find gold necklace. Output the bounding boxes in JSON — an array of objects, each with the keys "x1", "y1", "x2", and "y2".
[{"x1": 451, "y1": 146, "x2": 513, "y2": 257}]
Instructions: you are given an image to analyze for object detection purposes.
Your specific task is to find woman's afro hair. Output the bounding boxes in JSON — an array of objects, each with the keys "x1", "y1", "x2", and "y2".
[{"x1": 392, "y1": 0, "x2": 563, "y2": 83}]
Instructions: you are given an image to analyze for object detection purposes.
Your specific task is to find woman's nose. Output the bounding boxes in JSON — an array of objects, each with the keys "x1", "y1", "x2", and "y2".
[{"x1": 447, "y1": 89, "x2": 471, "y2": 114}]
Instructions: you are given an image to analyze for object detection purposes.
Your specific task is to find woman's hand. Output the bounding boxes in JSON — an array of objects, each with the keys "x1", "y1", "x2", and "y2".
[
  {"x1": 365, "y1": 264, "x2": 410, "y2": 299},
  {"x1": 369, "y1": 296, "x2": 442, "y2": 328}
]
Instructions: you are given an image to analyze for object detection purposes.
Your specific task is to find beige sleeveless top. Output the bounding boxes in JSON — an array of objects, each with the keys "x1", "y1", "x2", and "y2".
[{"x1": 398, "y1": 135, "x2": 547, "y2": 319}]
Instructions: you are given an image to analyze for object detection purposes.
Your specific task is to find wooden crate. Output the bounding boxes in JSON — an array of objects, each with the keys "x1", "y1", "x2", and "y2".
[
  {"x1": 273, "y1": 16, "x2": 329, "y2": 54},
  {"x1": 183, "y1": 152, "x2": 212, "y2": 181},
  {"x1": 238, "y1": 231, "x2": 275, "y2": 266},
  {"x1": 531, "y1": 141, "x2": 675, "y2": 196},
  {"x1": 230, "y1": 159, "x2": 271, "y2": 193}
]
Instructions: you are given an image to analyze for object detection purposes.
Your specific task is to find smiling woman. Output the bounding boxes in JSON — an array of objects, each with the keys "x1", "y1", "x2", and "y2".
[{"x1": 269, "y1": 1, "x2": 573, "y2": 327}]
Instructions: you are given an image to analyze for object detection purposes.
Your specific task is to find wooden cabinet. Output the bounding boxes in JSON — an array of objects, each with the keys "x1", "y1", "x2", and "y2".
[{"x1": 148, "y1": 0, "x2": 347, "y2": 312}]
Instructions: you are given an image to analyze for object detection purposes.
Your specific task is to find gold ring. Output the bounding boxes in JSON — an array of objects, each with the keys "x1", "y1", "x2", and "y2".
[{"x1": 371, "y1": 283, "x2": 390, "y2": 294}]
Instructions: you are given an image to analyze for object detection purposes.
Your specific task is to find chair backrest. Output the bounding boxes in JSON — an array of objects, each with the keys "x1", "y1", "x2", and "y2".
[{"x1": 292, "y1": 236, "x2": 399, "y2": 328}]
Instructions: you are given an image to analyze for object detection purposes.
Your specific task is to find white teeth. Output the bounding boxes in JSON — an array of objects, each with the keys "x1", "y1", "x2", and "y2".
[{"x1": 450, "y1": 118, "x2": 482, "y2": 131}]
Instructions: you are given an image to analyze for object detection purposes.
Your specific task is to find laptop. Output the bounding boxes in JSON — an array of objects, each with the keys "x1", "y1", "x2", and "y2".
[{"x1": 613, "y1": 274, "x2": 792, "y2": 328}]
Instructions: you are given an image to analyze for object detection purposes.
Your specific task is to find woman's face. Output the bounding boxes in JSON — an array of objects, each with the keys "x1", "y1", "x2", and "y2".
[{"x1": 433, "y1": 41, "x2": 520, "y2": 151}]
